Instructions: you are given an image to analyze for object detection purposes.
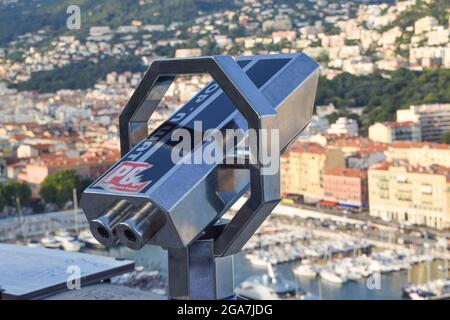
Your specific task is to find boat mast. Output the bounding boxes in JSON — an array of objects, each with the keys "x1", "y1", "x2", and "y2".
[
  {"x1": 73, "y1": 188, "x2": 78, "y2": 236},
  {"x1": 16, "y1": 196, "x2": 27, "y2": 242}
]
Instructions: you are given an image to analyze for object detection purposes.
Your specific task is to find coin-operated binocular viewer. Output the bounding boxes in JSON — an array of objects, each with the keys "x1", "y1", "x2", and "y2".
[{"x1": 81, "y1": 53, "x2": 319, "y2": 299}]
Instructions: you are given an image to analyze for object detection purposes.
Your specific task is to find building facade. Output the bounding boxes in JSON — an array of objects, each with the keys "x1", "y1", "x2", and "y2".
[
  {"x1": 281, "y1": 142, "x2": 345, "y2": 203},
  {"x1": 323, "y1": 167, "x2": 368, "y2": 210},
  {"x1": 397, "y1": 104, "x2": 450, "y2": 142},
  {"x1": 368, "y1": 121, "x2": 421, "y2": 144},
  {"x1": 327, "y1": 117, "x2": 359, "y2": 136},
  {"x1": 387, "y1": 142, "x2": 450, "y2": 167},
  {"x1": 368, "y1": 162, "x2": 450, "y2": 230}
]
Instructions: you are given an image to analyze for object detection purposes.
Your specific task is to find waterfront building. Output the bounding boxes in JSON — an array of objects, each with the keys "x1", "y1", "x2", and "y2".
[
  {"x1": 368, "y1": 161, "x2": 450, "y2": 230},
  {"x1": 281, "y1": 142, "x2": 345, "y2": 203},
  {"x1": 323, "y1": 167, "x2": 368, "y2": 211}
]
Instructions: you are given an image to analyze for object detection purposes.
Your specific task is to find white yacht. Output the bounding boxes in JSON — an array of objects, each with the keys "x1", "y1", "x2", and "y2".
[
  {"x1": 61, "y1": 238, "x2": 85, "y2": 252},
  {"x1": 320, "y1": 269, "x2": 347, "y2": 285},
  {"x1": 294, "y1": 264, "x2": 318, "y2": 278},
  {"x1": 40, "y1": 235, "x2": 62, "y2": 249},
  {"x1": 346, "y1": 271, "x2": 363, "y2": 281},
  {"x1": 235, "y1": 282, "x2": 280, "y2": 300}
]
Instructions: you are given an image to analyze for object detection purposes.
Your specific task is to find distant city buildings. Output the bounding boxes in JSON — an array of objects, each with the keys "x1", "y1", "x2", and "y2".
[
  {"x1": 368, "y1": 121, "x2": 421, "y2": 144},
  {"x1": 175, "y1": 48, "x2": 202, "y2": 58},
  {"x1": 1, "y1": 0, "x2": 449, "y2": 83},
  {"x1": 397, "y1": 104, "x2": 450, "y2": 142},
  {"x1": 17, "y1": 149, "x2": 119, "y2": 196},
  {"x1": 414, "y1": 16, "x2": 439, "y2": 35},
  {"x1": 280, "y1": 133, "x2": 450, "y2": 229},
  {"x1": 369, "y1": 103, "x2": 450, "y2": 143},
  {"x1": 327, "y1": 117, "x2": 359, "y2": 137}
]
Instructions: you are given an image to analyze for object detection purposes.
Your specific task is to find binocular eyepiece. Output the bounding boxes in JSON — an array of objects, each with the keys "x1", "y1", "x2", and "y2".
[
  {"x1": 90, "y1": 200, "x2": 166, "y2": 249},
  {"x1": 90, "y1": 199, "x2": 133, "y2": 246}
]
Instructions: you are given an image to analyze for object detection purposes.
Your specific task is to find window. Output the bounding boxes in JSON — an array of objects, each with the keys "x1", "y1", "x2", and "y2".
[{"x1": 420, "y1": 184, "x2": 432, "y2": 194}]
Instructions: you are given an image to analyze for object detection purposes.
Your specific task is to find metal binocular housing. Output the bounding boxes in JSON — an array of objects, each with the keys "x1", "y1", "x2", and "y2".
[{"x1": 80, "y1": 53, "x2": 319, "y2": 299}]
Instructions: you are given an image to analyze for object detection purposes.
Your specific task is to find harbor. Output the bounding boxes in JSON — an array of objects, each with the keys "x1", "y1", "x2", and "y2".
[
  {"x1": 4, "y1": 203, "x2": 449, "y2": 300},
  {"x1": 80, "y1": 242, "x2": 449, "y2": 300}
]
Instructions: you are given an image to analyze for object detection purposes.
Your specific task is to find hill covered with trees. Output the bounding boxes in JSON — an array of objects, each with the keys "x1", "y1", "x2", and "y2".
[
  {"x1": 0, "y1": 0, "x2": 236, "y2": 46},
  {"x1": 317, "y1": 68, "x2": 450, "y2": 128},
  {"x1": 11, "y1": 55, "x2": 146, "y2": 92}
]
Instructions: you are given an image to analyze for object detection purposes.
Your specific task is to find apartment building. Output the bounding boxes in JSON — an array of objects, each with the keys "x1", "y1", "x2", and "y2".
[
  {"x1": 397, "y1": 104, "x2": 450, "y2": 142},
  {"x1": 323, "y1": 167, "x2": 368, "y2": 210},
  {"x1": 387, "y1": 142, "x2": 450, "y2": 167},
  {"x1": 327, "y1": 117, "x2": 359, "y2": 137},
  {"x1": 281, "y1": 142, "x2": 345, "y2": 203},
  {"x1": 368, "y1": 161, "x2": 450, "y2": 230},
  {"x1": 368, "y1": 121, "x2": 421, "y2": 144}
]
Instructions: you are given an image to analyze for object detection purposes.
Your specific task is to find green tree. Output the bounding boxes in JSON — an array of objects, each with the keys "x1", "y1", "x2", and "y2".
[
  {"x1": 3, "y1": 180, "x2": 31, "y2": 207},
  {"x1": 316, "y1": 68, "x2": 450, "y2": 130},
  {"x1": 40, "y1": 170, "x2": 82, "y2": 207},
  {"x1": 0, "y1": 184, "x2": 5, "y2": 212},
  {"x1": 441, "y1": 132, "x2": 450, "y2": 144}
]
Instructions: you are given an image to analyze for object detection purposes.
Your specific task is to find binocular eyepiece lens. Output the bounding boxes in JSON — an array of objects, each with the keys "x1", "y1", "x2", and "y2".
[
  {"x1": 97, "y1": 226, "x2": 110, "y2": 239},
  {"x1": 90, "y1": 200, "x2": 133, "y2": 246},
  {"x1": 123, "y1": 229, "x2": 137, "y2": 242},
  {"x1": 116, "y1": 202, "x2": 166, "y2": 250},
  {"x1": 90, "y1": 200, "x2": 165, "y2": 249}
]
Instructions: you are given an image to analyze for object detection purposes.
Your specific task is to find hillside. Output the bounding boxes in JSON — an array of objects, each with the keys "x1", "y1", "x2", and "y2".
[
  {"x1": 389, "y1": 0, "x2": 450, "y2": 31},
  {"x1": 0, "y1": 0, "x2": 235, "y2": 46},
  {"x1": 317, "y1": 68, "x2": 450, "y2": 128}
]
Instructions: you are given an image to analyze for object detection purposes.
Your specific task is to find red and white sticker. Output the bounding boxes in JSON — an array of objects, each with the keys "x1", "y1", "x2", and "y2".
[{"x1": 97, "y1": 161, "x2": 152, "y2": 193}]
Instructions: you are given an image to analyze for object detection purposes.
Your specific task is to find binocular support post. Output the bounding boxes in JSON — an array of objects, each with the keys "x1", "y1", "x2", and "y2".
[{"x1": 167, "y1": 238, "x2": 235, "y2": 300}]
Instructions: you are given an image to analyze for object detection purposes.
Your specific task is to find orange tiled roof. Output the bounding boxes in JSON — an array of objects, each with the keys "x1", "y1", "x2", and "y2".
[
  {"x1": 290, "y1": 142, "x2": 327, "y2": 154},
  {"x1": 391, "y1": 141, "x2": 450, "y2": 150},
  {"x1": 372, "y1": 161, "x2": 450, "y2": 179},
  {"x1": 328, "y1": 137, "x2": 388, "y2": 153},
  {"x1": 386, "y1": 121, "x2": 417, "y2": 128},
  {"x1": 27, "y1": 149, "x2": 120, "y2": 169},
  {"x1": 325, "y1": 167, "x2": 367, "y2": 178}
]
